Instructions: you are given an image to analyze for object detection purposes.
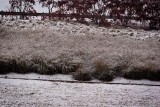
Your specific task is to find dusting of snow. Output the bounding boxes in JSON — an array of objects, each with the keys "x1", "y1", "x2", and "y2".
[
  {"x1": 0, "y1": 19, "x2": 160, "y2": 72},
  {"x1": 0, "y1": 19, "x2": 160, "y2": 107},
  {"x1": 0, "y1": 73, "x2": 160, "y2": 85},
  {"x1": 1, "y1": 19, "x2": 160, "y2": 40},
  {"x1": 0, "y1": 78, "x2": 160, "y2": 107}
]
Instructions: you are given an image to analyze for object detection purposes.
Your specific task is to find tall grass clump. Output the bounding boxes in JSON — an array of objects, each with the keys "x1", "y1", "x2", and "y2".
[
  {"x1": 11, "y1": 59, "x2": 34, "y2": 74},
  {"x1": 122, "y1": 62, "x2": 160, "y2": 81},
  {"x1": 53, "y1": 59, "x2": 80, "y2": 74},
  {"x1": 143, "y1": 62, "x2": 160, "y2": 81},
  {"x1": 31, "y1": 56, "x2": 80, "y2": 74},
  {"x1": 123, "y1": 67, "x2": 145, "y2": 80},
  {"x1": 92, "y1": 60, "x2": 114, "y2": 81},
  {"x1": 111, "y1": 62, "x2": 129, "y2": 77},
  {"x1": 31, "y1": 56, "x2": 53, "y2": 74},
  {"x1": 146, "y1": 69, "x2": 160, "y2": 81},
  {"x1": 0, "y1": 58, "x2": 34, "y2": 74},
  {"x1": 0, "y1": 56, "x2": 80, "y2": 75},
  {"x1": 0, "y1": 58, "x2": 11, "y2": 74},
  {"x1": 72, "y1": 68, "x2": 92, "y2": 81}
]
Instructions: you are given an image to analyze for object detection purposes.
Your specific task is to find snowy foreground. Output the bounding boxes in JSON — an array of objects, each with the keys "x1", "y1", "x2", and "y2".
[
  {"x1": 0, "y1": 77, "x2": 160, "y2": 107},
  {"x1": 0, "y1": 73, "x2": 160, "y2": 107}
]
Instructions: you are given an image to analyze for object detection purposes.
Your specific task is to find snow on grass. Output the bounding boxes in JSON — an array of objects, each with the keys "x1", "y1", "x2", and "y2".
[
  {"x1": 1, "y1": 19, "x2": 160, "y2": 40},
  {"x1": 0, "y1": 19, "x2": 160, "y2": 80}
]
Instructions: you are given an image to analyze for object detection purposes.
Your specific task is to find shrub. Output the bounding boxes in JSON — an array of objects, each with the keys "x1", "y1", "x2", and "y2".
[
  {"x1": 146, "y1": 69, "x2": 160, "y2": 81},
  {"x1": 0, "y1": 58, "x2": 32, "y2": 74},
  {"x1": 55, "y1": 61, "x2": 71, "y2": 74},
  {"x1": 72, "y1": 68, "x2": 92, "y2": 81},
  {"x1": 144, "y1": 62, "x2": 160, "y2": 81},
  {"x1": 31, "y1": 57, "x2": 55, "y2": 74},
  {"x1": 95, "y1": 70, "x2": 114, "y2": 81},
  {"x1": 53, "y1": 59, "x2": 80, "y2": 74},
  {"x1": 31, "y1": 56, "x2": 80, "y2": 74},
  {"x1": 0, "y1": 58, "x2": 10, "y2": 74},
  {"x1": 92, "y1": 60, "x2": 114, "y2": 81},
  {"x1": 111, "y1": 62, "x2": 129, "y2": 77},
  {"x1": 12, "y1": 59, "x2": 33, "y2": 74},
  {"x1": 123, "y1": 67, "x2": 144, "y2": 80},
  {"x1": 2, "y1": 58, "x2": 36, "y2": 74},
  {"x1": 122, "y1": 64, "x2": 160, "y2": 81},
  {"x1": 0, "y1": 56, "x2": 80, "y2": 75}
]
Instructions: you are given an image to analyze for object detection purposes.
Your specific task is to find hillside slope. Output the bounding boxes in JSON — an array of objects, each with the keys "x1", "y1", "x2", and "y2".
[{"x1": 0, "y1": 19, "x2": 160, "y2": 80}]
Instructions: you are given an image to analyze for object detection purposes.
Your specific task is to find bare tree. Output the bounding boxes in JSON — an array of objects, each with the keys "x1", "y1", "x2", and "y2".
[
  {"x1": 39, "y1": 0, "x2": 57, "y2": 19},
  {"x1": 9, "y1": 0, "x2": 36, "y2": 19},
  {"x1": 9, "y1": 0, "x2": 35, "y2": 12}
]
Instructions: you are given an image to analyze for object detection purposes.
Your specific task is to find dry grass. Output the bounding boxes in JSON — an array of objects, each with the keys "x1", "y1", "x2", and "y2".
[
  {"x1": 92, "y1": 60, "x2": 114, "y2": 81},
  {"x1": 72, "y1": 68, "x2": 92, "y2": 81},
  {"x1": 0, "y1": 58, "x2": 32, "y2": 74},
  {"x1": 0, "y1": 27, "x2": 9, "y2": 38},
  {"x1": 122, "y1": 61, "x2": 160, "y2": 81},
  {"x1": 0, "y1": 22, "x2": 160, "y2": 81},
  {"x1": 0, "y1": 57, "x2": 80, "y2": 75}
]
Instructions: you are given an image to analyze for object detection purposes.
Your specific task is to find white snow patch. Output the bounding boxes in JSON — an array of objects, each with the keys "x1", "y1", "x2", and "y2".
[
  {"x1": 0, "y1": 73, "x2": 160, "y2": 85},
  {"x1": 1, "y1": 19, "x2": 160, "y2": 40},
  {"x1": 0, "y1": 78, "x2": 160, "y2": 107}
]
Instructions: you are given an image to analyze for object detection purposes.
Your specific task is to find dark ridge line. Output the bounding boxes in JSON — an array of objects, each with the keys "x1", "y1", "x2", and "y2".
[{"x1": 0, "y1": 77, "x2": 160, "y2": 87}]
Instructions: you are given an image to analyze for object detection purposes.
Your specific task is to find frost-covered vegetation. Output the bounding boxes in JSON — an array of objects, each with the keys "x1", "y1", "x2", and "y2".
[{"x1": 0, "y1": 19, "x2": 160, "y2": 81}]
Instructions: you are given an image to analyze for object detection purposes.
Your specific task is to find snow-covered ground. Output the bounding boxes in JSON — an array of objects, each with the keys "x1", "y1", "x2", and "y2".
[
  {"x1": 1, "y1": 19, "x2": 160, "y2": 40},
  {"x1": 0, "y1": 19, "x2": 160, "y2": 107},
  {"x1": 0, "y1": 73, "x2": 160, "y2": 86},
  {"x1": 0, "y1": 78, "x2": 160, "y2": 107}
]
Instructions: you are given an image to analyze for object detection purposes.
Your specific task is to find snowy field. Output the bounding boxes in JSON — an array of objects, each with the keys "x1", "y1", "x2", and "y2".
[
  {"x1": 0, "y1": 19, "x2": 160, "y2": 107},
  {"x1": 0, "y1": 77, "x2": 160, "y2": 107}
]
